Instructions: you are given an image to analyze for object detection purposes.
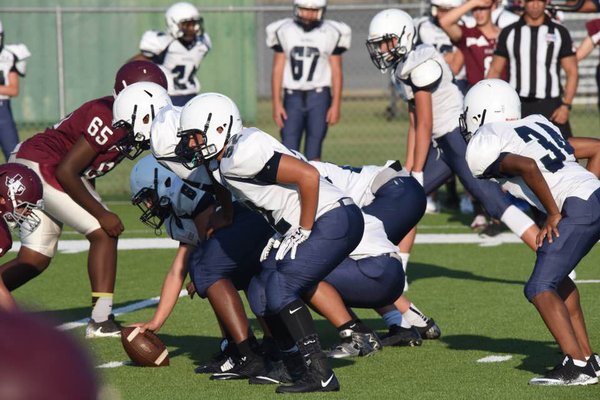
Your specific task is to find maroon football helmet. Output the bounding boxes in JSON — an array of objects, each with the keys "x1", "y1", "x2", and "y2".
[
  {"x1": 113, "y1": 60, "x2": 169, "y2": 96},
  {"x1": 0, "y1": 163, "x2": 44, "y2": 234}
]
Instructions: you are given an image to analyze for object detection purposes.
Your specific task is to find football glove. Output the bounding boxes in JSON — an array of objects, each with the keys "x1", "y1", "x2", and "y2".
[
  {"x1": 275, "y1": 227, "x2": 311, "y2": 260},
  {"x1": 260, "y1": 233, "x2": 283, "y2": 262}
]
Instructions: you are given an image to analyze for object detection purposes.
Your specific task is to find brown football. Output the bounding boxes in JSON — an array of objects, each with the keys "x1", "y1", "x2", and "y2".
[{"x1": 121, "y1": 327, "x2": 169, "y2": 367}]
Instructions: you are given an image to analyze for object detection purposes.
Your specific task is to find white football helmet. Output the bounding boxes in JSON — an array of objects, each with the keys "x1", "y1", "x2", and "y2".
[
  {"x1": 366, "y1": 9, "x2": 416, "y2": 72},
  {"x1": 130, "y1": 154, "x2": 178, "y2": 230},
  {"x1": 177, "y1": 93, "x2": 243, "y2": 165},
  {"x1": 113, "y1": 82, "x2": 172, "y2": 160},
  {"x1": 460, "y1": 79, "x2": 521, "y2": 141},
  {"x1": 293, "y1": 0, "x2": 327, "y2": 30},
  {"x1": 165, "y1": 2, "x2": 203, "y2": 39}
]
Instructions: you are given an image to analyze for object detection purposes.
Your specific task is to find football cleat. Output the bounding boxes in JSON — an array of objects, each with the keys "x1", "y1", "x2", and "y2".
[
  {"x1": 425, "y1": 195, "x2": 440, "y2": 214},
  {"x1": 415, "y1": 318, "x2": 441, "y2": 340},
  {"x1": 379, "y1": 325, "x2": 422, "y2": 347},
  {"x1": 276, "y1": 353, "x2": 339, "y2": 393},
  {"x1": 194, "y1": 338, "x2": 240, "y2": 374},
  {"x1": 528, "y1": 355, "x2": 598, "y2": 386},
  {"x1": 210, "y1": 354, "x2": 268, "y2": 381},
  {"x1": 327, "y1": 329, "x2": 380, "y2": 359},
  {"x1": 589, "y1": 353, "x2": 600, "y2": 377},
  {"x1": 85, "y1": 314, "x2": 121, "y2": 338},
  {"x1": 478, "y1": 221, "x2": 505, "y2": 238},
  {"x1": 469, "y1": 214, "x2": 488, "y2": 231},
  {"x1": 248, "y1": 360, "x2": 293, "y2": 385}
]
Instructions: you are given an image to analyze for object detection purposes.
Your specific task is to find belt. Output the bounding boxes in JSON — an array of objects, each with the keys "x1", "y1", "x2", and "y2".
[
  {"x1": 388, "y1": 252, "x2": 402, "y2": 262},
  {"x1": 285, "y1": 87, "x2": 327, "y2": 95},
  {"x1": 329, "y1": 197, "x2": 354, "y2": 211}
]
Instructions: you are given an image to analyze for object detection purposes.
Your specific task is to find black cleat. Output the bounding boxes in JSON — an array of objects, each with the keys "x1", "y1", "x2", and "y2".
[
  {"x1": 276, "y1": 353, "x2": 339, "y2": 393},
  {"x1": 195, "y1": 338, "x2": 239, "y2": 374},
  {"x1": 210, "y1": 354, "x2": 268, "y2": 381},
  {"x1": 380, "y1": 325, "x2": 422, "y2": 347},
  {"x1": 85, "y1": 314, "x2": 121, "y2": 338},
  {"x1": 414, "y1": 319, "x2": 441, "y2": 340},
  {"x1": 529, "y1": 355, "x2": 598, "y2": 386},
  {"x1": 249, "y1": 360, "x2": 293, "y2": 385},
  {"x1": 589, "y1": 353, "x2": 600, "y2": 377}
]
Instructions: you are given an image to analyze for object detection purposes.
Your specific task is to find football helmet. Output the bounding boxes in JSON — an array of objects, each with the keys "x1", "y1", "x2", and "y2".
[
  {"x1": 366, "y1": 9, "x2": 416, "y2": 72},
  {"x1": 0, "y1": 163, "x2": 44, "y2": 234},
  {"x1": 293, "y1": 0, "x2": 327, "y2": 31},
  {"x1": 113, "y1": 60, "x2": 168, "y2": 97},
  {"x1": 165, "y1": 2, "x2": 203, "y2": 39},
  {"x1": 130, "y1": 155, "x2": 177, "y2": 230},
  {"x1": 113, "y1": 82, "x2": 172, "y2": 160},
  {"x1": 177, "y1": 93, "x2": 243, "y2": 165},
  {"x1": 460, "y1": 79, "x2": 521, "y2": 141}
]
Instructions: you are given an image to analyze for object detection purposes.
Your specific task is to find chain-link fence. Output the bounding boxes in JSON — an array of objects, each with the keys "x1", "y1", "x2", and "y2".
[{"x1": 2, "y1": 2, "x2": 600, "y2": 199}]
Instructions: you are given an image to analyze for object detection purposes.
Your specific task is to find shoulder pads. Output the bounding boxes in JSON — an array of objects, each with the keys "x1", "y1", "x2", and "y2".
[{"x1": 139, "y1": 30, "x2": 172, "y2": 56}]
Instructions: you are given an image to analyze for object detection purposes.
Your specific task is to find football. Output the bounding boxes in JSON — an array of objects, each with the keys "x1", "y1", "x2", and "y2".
[{"x1": 121, "y1": 327, "x2": 170, "y2": 367}]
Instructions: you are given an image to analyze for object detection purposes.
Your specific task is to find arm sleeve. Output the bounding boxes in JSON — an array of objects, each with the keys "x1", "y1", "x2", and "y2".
[
  {"x1": 266, "y1": 19, "x2": 288, "y2": 49},
  {"x1": 5, "y1": 44, "x2": 31, "y2": 77},
  {"x1": 409, "y1": 59, "x2": 443, "y2": 93},
  {"x1": 329, "y1": 20, "x2": 351, "y2": 53},
  {"x1": 585, "y1": 19, "x2": 600, "y2": 45},
  {"x1": 254, "y1": 152, "x2": 283, "y2": 184},
  {"x1": 139, "y1": 30, "x2": 170, "y2": 58}
]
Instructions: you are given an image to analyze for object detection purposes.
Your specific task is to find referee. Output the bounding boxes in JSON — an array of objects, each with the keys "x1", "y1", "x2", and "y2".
[{"x1": 487, "y1": 0, "x2": 577, "y2": 138}]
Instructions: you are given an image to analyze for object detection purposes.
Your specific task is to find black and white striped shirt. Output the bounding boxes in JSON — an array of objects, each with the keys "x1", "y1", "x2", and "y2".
[{"x1": 495, "y1": 16, "x2": 574, "y2": 100}]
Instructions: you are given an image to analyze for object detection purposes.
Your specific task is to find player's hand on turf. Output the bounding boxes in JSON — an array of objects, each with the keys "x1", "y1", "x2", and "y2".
[
  {"x1": 275, "y1": 227, "x2": 311, "y2": 260},
  {"x1": 537, "y1": 213, "x2": 561, "y2": 247},
  {"x1": 186, "y1": 281, "x2": 197, "y2": 299},
  {"x1": 272, "y1": 103, "x2": 287, "y2": 129},
  {"x1": 99, "y1": 211, "x2": 124, "y2": 237},
  {"x1": 129, "y1": 321, "x2": 161, "y2": 334},
  {"x1": 260, "y1": 233, "x2": 283, "y2": 262}
]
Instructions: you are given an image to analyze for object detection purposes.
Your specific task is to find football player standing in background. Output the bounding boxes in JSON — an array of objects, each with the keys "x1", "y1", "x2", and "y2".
[
  {"x1": 0, "y1": 20, "x2": 30, "y2": 162},
  {"x1": 0, "y1": 62, "x2": 169, "y2": 338},
  {"x1": 132, "y1": 2, "x2": 211, "y2": 106},
  {"x1": 267, "y1": 0, "x2": 351, "y2": 161}
]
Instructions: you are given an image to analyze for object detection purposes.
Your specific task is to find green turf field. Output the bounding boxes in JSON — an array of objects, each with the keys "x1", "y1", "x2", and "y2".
[{"x1": 11, "y1": 203, "x2": 600, "y2": 400}]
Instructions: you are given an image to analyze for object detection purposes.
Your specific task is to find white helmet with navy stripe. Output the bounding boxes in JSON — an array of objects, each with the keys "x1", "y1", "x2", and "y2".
[
  {"x1": 366, "y1": 9, "x2": 416, "y2": 72},
  {"x1": 165, "y1": 2, "x2": 203, "y2": 38},
  {"x1": 460, "y1": 79, "x2": 521, "y2": 142},
  {"x1": 178, "y1": 93, "x2": 243, "y2": 162}
]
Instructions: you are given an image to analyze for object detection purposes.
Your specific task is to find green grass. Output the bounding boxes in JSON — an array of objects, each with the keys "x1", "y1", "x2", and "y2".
[{"x1": 11, "y1": 203, "x2": 600, "y2": 400}]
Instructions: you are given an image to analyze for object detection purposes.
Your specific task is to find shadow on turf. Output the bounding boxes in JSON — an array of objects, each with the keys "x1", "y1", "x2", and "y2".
[
  {"x1": 442, "y1": 334, "x2": 560, "y2": 374},
  {"x1": 409, "y1": 262, "x2": 524, "y2": 286}
]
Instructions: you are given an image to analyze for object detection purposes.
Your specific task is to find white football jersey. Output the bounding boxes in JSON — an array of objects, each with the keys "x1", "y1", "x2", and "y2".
[
  {"x1": 150, "y1": 104, "x2": 214, "y2": 189},
  {"x1": 414, "y1": 16, "x2": 467, "y2": 80},
  {"x1": 466, "y1": 115, "x2": 600, "y2": 213},
  {"x1": 0, "y1": 44, "x2": 30, "y2": 101},
  {"x1": 350, "y1": 213, "x2": 399, "y2": 260},
  {"x1": 266, "y1": 18, "x2": 351, "y2": 90},
  {"x1": 139, "y1": 30, "x2": 211, "y2": 96},
  {"x1": 162, "y1": 176, "x2": 211, "y2": 245},
  {"x1": 393, "y1": 44, "x2": 464, "y2": 138},
  {"x1": 218, "y1": 127, "x2": 345, "y2": 236},
  {"x1": 310, "y1": 160, "x2": 409, "y2": 208}
]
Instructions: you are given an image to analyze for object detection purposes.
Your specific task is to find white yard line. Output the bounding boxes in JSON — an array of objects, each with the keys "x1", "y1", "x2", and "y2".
[
  {"x1": 59, "y1": 289, "x2": 188, "y2": 331},
  {"x1": 477, "y1": 355, "x2": 513, "y2": 363}
]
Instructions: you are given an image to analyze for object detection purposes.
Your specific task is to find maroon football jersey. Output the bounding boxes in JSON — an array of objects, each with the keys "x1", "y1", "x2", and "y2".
[
  {"x1": 16, "y1": 96, "x2": 128, "y2": 191},
  {"x1": 586, "y1": 18, "x2": 600, "y2": 46},
  {"x1": 0, "y1": 219, "x2": 12, "y2": 257},
  {"x1": 455, "y1": 26, "x2": 507, "y2": 87}
]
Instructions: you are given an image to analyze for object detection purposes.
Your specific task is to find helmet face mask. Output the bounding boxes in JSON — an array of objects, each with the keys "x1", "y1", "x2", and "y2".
[
  {"x1": 0, "y1": 164, "x2": 44, "y2": 235},
  {"x1": 177, "y1": 93, "x2": 243, "y2": 169},
  {"x1": 112, "y1": 82, "x2": 172, "y2": 160},
  {"x1": 165, "y1": 2, "x2": 203, "y2": 39},
  {"x1": 130, "y1": 155, "x2": 176, "y2": 232},
  {"x1": 461, "y1": 79, "x2": 521, "y2": 142},
  {"x1": 366, "y1": 9, "x2": 415, "y2": 72}
]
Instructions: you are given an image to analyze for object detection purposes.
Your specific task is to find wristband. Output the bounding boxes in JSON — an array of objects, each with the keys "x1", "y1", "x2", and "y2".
[{"x1": 561, "y1": 101, "x2": 572, "y2": 110}]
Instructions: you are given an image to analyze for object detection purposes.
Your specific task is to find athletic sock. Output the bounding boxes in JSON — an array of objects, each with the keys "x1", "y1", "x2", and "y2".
[
  {"x1": 399, "y1": 253, "x2": 410, "y2": 273},
  {"x1": 573, "y1": 358, "x2": 587, "y2": 367},
  {"x1": 382, "y1": 309, "x2": 404, "y2": 328},
  {"x1": 91, "y1": 292, "x2": 113, "y2": 322},
  {"x1": 402, "y1": 303, "x2": 429, "y2": 328}
]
